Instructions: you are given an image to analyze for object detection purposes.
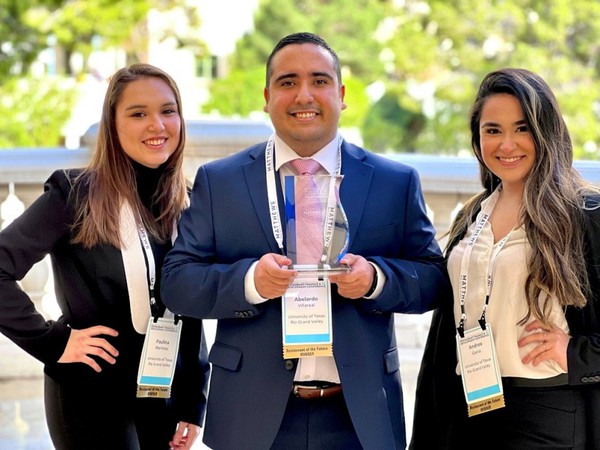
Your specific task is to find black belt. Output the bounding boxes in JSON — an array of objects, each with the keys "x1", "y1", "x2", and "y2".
[{"x1": 292, "y1": 383, "x2": 342, "y2": 400}]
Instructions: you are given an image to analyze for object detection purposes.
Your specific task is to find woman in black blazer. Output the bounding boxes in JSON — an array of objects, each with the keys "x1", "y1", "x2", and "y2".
[
  {"x1": 410, "y1": 68, "x2": 600, "y2": 449},
  {"x1": 0, "y1": 64, "x2": 208, "y2": 449}
]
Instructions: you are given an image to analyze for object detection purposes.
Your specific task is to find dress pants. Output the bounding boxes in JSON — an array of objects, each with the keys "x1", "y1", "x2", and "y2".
[
  {"x1": 44, "y1": 374, "x2": 177, "y2": 450},
  {"x1": 271, "y1": 391, "x2": 362, "y2": 450},
  {"x1": 448, "y1": 379, "x2": 587, "y2": 449}
]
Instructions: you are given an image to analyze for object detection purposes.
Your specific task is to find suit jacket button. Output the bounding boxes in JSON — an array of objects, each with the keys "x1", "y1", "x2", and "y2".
[{"x1": 285, "y1": 360, "x2": 295, "y2": 371}]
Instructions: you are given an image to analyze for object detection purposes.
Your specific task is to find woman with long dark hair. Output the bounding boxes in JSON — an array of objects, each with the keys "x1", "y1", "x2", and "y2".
[{"x1": 411, "y1": 68, "x2": 600, "y2": 449}]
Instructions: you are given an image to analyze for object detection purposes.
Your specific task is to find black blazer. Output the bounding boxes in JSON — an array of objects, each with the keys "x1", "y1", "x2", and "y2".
[
  {"x1": 410, "y1": 196, "x2": 600, "y2": 450},
  {"x1": 0, "y1": 169, "x2": 208, "y2": 425}
]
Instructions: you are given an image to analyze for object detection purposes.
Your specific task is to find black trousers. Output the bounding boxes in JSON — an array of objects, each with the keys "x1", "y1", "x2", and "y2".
[
  {"x1": 448, "y1": 381, "x2": 587, "y2": 449},
  {"x1": 271, "y1": 392, "x2": 363, "y2": 450},
  {"x1": 44, "y1": 374, "x2": 176, "y2": 450}
]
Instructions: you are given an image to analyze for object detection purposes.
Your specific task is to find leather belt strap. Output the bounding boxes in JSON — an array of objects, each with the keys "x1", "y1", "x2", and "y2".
[{"x1": 292, "y1": 384, "x2": 342, "y2": 400}]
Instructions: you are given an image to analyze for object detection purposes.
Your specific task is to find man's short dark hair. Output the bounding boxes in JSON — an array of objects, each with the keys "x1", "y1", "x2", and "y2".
[{"x1": 265, "y1": 32, "x2": 342, "y2": 87}]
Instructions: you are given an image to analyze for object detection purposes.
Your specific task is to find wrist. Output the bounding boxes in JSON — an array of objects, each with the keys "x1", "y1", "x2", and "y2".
[{"x1": 364, "y1": 266, "x2": 378, "y2": 298}]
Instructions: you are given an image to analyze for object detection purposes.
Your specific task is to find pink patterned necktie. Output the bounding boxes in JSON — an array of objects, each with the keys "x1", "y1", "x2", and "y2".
[{"x1": 289, "y1": 158, "x2": 323, "y2": 264}]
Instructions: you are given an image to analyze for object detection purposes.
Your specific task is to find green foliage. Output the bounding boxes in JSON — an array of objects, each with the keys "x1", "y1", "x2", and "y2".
[
  {"x1": 202, "y1": 67, "x2": 266, "y2": 116},
  {"x1": 0, "y1": 0, "x2": 207, "y2": 148},
  {"x1": 5, "y1": 0, "x2": 599, "y2": 157},
  {"x1": 339, "y1": 76, "x2": 370, "y2": 129},
  {"x1": 0, "y1": 0, "x2": 65, "y2": 80},
  {"x1": 0, "y1": 76, "x2": 77, "y2": 147},
  {"x1": 217, "y1": 0, "x2": 600, "y2": 159},
  {"x1": 375, "y1": 0, "x2": 600, "y2": 159}
]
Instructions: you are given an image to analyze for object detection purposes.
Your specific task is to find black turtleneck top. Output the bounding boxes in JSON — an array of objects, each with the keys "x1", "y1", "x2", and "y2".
[{"x1": 131, "y1": 159, "x2": 170, "y2": 317}]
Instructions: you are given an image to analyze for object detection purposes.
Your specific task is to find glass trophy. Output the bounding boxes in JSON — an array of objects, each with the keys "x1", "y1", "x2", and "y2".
[{"x1": 285, "y1": 174, "x2": 350, "y2": 278}]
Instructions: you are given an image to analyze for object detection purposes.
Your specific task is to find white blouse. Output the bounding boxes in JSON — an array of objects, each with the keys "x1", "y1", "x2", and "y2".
[{"x1": 448, "y1": 190, "x2": 568, "y2": 379}]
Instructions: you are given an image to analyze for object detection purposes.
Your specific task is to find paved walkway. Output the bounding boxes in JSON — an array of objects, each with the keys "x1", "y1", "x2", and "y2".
[{"x1": 0, "y1": 318, "x2": 427, "y2": 450}]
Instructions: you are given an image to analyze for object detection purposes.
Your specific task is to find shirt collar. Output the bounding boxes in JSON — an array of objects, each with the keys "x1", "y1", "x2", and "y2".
[{"x1": 273, "y1": 133, "x2": 340, "y2": 174}]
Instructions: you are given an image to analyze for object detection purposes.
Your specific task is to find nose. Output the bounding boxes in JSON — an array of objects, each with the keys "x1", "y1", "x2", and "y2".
[
  {"x1": 295, "y1": 82, "x2": 314, "y2": 103},
  {"x1": 148, "y1": 114, "x2": 165, "y2": 131},
  {"x1": 500, "y1": 133, "x2": 517, "y2": 152}
]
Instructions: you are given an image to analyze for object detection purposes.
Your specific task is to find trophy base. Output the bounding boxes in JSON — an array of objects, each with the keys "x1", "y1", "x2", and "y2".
[{"x1": 291, "y1": 263, "x2": 351, "y2": 279}]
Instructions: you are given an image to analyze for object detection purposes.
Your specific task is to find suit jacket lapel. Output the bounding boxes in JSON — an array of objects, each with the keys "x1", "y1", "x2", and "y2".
[
  {"x1": 243, "y1": 144, "x2": 286, "y2": 254},
  {"x1": 119, "y1": 202, "x2": 151, "y2": 334},
  {"x1": 339, "y1": 142, "x2": 373, "y2": 251}
]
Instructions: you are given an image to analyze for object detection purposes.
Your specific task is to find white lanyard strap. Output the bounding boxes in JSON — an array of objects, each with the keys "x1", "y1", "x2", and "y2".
[
  {"x1": 136, "y1": 223, "x2": 158, "y2": 317},
  {"x1": 320, "y1": 177, "x2": 339, "y2": 263},
  {"x1": 457, "y1": 190, "x2": 513, "y2": 336}
]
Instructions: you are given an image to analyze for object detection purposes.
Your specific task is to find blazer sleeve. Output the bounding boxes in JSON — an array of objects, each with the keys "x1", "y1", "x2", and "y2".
[
  {"x1": 170, "y1": 316, "x2": 210, "y2": 426},
  {"x1": 357, "y1": 167, "x2": 450, "y2": 315},
  {"x1": 0, "y1": 170, "x2": 73, "y2": 364},
  {"x1": 566, "y1": 200, "x2": 600, "y2": 385}
]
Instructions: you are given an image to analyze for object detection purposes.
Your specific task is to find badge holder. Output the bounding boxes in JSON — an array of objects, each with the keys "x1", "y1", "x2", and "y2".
[
  {"x1": 137, "y1": 316, "x2": 182, "y2": 399},
  {"x1": 456, "y1": 323, "x2": 505, "y2": 417}
]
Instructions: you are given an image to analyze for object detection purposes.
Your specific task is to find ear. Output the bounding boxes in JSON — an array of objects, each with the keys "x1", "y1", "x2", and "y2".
[
  {"x1": 340, "y1": 84, "x2": 347, "y2": 111},
  {"x1": 263, "y1": 87, "x2": 269, "y2": 113}
]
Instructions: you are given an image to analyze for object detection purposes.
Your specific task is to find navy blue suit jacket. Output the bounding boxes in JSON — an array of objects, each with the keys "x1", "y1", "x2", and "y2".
[{"x1": 162, "y1": 140, "x2": 449, "y2": 449}]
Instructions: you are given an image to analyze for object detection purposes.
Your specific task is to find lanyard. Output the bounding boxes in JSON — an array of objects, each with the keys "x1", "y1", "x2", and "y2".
[
  {"x1": 321, "y1": 177, "x2": 340, "y2": 263},
  {"x1": 136, "y1": 223, "x2": 160, "y2": 319},
  {"x1": 456, "y1": 190, "x2": 514, "y2": 337},
  {"x1": 264, "y1": 134, "x2": 343, "y2": 254}
]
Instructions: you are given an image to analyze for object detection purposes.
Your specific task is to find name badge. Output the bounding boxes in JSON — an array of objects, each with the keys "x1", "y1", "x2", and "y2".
[
  {"x1": 456, "y1": 324, "x2": 505, "y2": 416},
  {"x1": 282, "y1": 277, "x2": 333, "y2": 359},
  {"x1": 137, "y1": 318, "x2": 182, "y2": 399}
]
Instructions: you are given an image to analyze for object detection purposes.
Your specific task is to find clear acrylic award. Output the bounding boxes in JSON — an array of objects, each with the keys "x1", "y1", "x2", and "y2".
[{"x1": 285, "y1": 174, "x2": 350, "y2": 278}]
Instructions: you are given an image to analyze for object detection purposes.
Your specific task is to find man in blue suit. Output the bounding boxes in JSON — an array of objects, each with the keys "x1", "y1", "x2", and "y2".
[{"x1": 161, "y1": 32, "x2": 449, "y2": 450}]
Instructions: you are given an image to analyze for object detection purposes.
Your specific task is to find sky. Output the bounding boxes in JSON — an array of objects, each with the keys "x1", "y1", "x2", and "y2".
[{"x1": 197, "y1": 0, "x2": 260, "y2": 56}]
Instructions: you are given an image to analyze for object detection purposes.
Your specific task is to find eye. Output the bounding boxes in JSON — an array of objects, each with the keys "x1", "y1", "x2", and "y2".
[
  {"x1": 130, "y1": 111, "x2": 146, "y2": 118},
  {"x1": 280, "y1": 80, "x2": 295, "y2": 88},
  {"x1": 163, "y1": 108, "x2": 178, "y2": 115},
  {"x1": 516, "y1": 124, "x2": 529, "y2": 133},
  {"x1": 482, "y1": 127, "x2": 500, "y2": 135}
]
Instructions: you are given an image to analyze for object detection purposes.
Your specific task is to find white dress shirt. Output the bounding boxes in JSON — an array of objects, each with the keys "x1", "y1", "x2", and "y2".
[
  {"x1": 448, "y1": 190, "x2": 568, "y2": 379},
  {"x1": 243, "y1": 133, "x2": 384, "y2": 384}
]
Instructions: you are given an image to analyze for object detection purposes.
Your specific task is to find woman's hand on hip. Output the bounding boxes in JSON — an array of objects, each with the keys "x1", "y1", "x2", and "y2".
[
  {"x1": 58, "y1": 325, "x2": 119, "y2": 372},
  {"x1": 518, "y1": 320, "x2": 569, "y2": 372}
]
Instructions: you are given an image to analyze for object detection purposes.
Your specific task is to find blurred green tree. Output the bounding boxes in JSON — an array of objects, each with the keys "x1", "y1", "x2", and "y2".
[
  {"x1": 0, "y1": 0, "x2": 206, "y2": 147},
  {"x1": 381, "y1": 0, "x2": 600, "y2": 158}
]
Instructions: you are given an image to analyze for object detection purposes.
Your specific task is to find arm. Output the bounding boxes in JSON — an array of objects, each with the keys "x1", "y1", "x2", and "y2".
[
  {"x1": 162, "y1": 164, "x2": 287, "y2": 319},
  {"x1": 169, "y1": 316, "x2": 209, "y2": 449},
  {"x1": 0, "y1": 170, "x2": 119, "y2": 369},
  {"x1": 0, "y1": 170, "x2": 74, "y2": 363},
  {"x1": 331, "y1": 166, "x2": 449, "y2": 314},
  {"x1": 565, "y1": 202, "x2": 600, "y2": 385}
]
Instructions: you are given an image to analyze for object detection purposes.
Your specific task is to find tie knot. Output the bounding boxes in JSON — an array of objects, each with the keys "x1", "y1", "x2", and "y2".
[{"x1": 289, "y1": 158, "x2": 321, "y2": 176}]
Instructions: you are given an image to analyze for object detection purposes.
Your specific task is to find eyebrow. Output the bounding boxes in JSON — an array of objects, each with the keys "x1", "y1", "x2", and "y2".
[
  {"x1": 273, "y1": 71, "x2": 334, "y2": 84},
  {"x1": 124, "y1": 101, "x2": 177, "y2": 111},
  {"x1": 481, "y1": 119, "x2": 527, "y2": 127}
]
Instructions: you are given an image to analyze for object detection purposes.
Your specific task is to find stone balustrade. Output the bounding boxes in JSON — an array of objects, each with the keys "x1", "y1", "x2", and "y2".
[{"x1": 1, "y1": 118, "x2": 599, "y2": 376}]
